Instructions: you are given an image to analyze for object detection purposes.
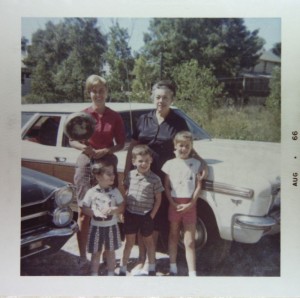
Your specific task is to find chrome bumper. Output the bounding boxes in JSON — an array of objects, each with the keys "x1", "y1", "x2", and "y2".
[
  {"x1": 21, "y1": 220, "x2": 78, "y2": 259},
  {"x1": 233, "y1": 211, "x2": 280, "y2": 243}
]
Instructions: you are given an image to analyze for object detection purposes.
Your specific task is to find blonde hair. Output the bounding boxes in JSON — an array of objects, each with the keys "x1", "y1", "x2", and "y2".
[
  {"x1": 132, "y1": 144, "x2": 153, "y2": 160},
  {"x1": 173, "y1": 131, "x2": 193, "y2": 146},
  {"x1": 85, "y1": 74, "x2": 107, "y2": 94}
]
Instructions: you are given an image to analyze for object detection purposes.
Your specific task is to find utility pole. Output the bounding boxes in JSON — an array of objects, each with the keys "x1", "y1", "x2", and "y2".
[{"x1": 160, "y1": 51, "x2": 163, "y2": 79}]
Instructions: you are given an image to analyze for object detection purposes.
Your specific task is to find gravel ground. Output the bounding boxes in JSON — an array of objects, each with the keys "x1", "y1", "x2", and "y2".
[{"x1": 21, "y1": 233, "x2": 280, "y2": 277}]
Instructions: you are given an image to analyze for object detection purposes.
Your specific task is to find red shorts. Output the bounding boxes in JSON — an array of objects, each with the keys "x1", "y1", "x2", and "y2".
[{"x1": 168, "y1": 198, "x2": 197, "y2": 225}]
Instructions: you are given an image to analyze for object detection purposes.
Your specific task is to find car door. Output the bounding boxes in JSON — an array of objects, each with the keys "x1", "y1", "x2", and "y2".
[{"x1": 21, "y1": 113, "x2": 79, "y2": 183}]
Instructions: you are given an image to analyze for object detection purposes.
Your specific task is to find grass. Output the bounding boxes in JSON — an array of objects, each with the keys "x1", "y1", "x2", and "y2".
[{"x1": 184, "y1": 105, "x2": 281, "y2": 142}]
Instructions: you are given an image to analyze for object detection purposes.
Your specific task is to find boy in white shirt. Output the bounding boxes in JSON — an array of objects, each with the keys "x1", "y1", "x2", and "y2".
[{"x1": 162, "y1": 131, "x2": 203, "y2": 276}]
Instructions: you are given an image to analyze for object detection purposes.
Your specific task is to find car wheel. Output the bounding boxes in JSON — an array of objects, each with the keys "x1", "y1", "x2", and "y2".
[{"x1": 178, "y1": 200, "x2": 231, "y2": 270}]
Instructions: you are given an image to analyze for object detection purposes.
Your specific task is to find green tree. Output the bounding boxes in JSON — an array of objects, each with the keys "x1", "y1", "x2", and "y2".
[
  {"x1": 103, "y1": 21, "x2": 134, "y2": 101},
  {"x1": 24, "y1": 18, "x2": 107, "y2": 102},
  {"x1": 272, "y1": 42, "x2": 281, "y2": 57},
  {"x1": 172, "y1": 59, "x2": 223, "y2": 122},
  {"x1": 21, "y1": 36, "x2": 29, "y2": 52},
  {"x1": 131, "y1": 55, "x2": 159, "y2": 102},
  {"x1": 143, "y1": 18, "x2": 264, "y2": 79},
  {"x1": 266, "y1": 66, "x2": 281, "y2": 112}
]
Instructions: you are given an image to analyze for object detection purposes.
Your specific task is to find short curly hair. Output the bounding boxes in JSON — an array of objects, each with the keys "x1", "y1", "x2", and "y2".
[{"x1": 151, "y1": 80, "x2": 176, "y2": 100}]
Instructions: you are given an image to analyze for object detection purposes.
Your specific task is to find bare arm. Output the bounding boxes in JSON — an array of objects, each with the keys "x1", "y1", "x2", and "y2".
[
  {"x1": 164, "y1": 175, "x2": 177, "y2": 208},
  {"x1": 191, "y1": 177, "x2": 203, "y2": 205},
  {"x1": 93, "y1": 142, "x2": 125, "y2": 159},
  {"x1": 69, "y1": 139, "x2": 125, "y2": 159},
  {"x1": 69, "y1": 139, "x2": 94, "y2": 157},
  {"x1": 191, "y1": 149, "x2": 209, "y2": 179},
  {"x1": 150, "y1": 192, "x2": 162, "y2": 219},
  {"x1": 81, "y1": 205, "x2": 94, "y2": 217}
]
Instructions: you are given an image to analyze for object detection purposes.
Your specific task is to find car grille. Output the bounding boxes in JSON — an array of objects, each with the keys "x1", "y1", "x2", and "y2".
[{"x1": 21, "y1": 200, "x2": 54, "y2": 236}]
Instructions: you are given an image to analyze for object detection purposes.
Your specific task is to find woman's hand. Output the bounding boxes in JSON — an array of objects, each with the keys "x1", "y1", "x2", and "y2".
[
  {"x1": 82, "y1": 145, "x2": 94, "y2": 157},
  {"x1": 93, "y1": 148, "x2": 109, "y2": 159}
]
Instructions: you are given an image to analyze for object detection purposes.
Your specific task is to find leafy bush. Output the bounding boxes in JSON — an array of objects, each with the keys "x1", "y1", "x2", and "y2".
[
  {"x1": 266, "y1": 66, "x2": 281, "y2": 112},
  {"x1": 172, "y1": 60, "x2": 223, "y2": 121},
  {"x1": 181, "y1": 105, "x2": 280, "y2": 142}
]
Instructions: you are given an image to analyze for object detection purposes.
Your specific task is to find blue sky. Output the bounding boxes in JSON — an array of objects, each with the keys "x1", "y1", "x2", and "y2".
[{"x1": 22, "y1": 17, "x2": 281, "y2": 52}]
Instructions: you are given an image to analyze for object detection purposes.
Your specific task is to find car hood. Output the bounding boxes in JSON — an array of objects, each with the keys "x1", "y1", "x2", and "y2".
[
  {"x1": 194, "y1": 139, "x2": 281, "y2": 189},
  {"x1": 21, "y1": 167, "x2": 67, "y2": 206}
]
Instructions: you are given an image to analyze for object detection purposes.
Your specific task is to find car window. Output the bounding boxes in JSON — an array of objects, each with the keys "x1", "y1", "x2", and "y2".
[
  {"x1": 23, "y1": 116, "x2": 61, "y2": 146},
  {"x1": 119, "y1": 110, "x2": 150, "y2": 142},
  {"x1": 174, "y1": 109, "x2": 211, "y2": 140}
]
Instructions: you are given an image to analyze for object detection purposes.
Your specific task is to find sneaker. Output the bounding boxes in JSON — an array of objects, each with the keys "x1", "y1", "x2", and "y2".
[
  {"x1": 119, "y1": 271, "x2": 126, "y2": 276},
  {"x1": 148, "y1": 270, "x2": 156, "y2": 276}
]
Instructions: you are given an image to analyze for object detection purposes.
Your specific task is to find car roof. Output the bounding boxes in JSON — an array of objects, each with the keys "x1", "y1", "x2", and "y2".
[{"x1": 21, "y1": 102, "x2": 158, "y2": 113}]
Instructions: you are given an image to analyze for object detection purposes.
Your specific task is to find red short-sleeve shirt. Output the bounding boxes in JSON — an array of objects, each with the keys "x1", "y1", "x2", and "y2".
[{"x1": 83, "y1": 106, "x2": 126, "y2": 150}]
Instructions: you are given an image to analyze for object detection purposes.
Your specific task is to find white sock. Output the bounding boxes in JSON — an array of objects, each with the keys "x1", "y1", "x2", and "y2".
[
  {"x1": 170, "y1": 263, "x2": 177, "y2": 273},
  {"x1": 148, "y1": 263, "x2": 156, "y2": 271},
  {"x1": 188, "y1": 271, "x2": 197, "y2": 276}
]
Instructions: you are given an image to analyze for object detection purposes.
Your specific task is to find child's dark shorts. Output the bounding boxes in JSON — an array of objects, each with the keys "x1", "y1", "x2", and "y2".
[
  {"x1": 124, "y1": 210, "x2": 154, "y2": 237},
  {"x1": 87, "y1": 224, "x2": 122, "y2": 253}
]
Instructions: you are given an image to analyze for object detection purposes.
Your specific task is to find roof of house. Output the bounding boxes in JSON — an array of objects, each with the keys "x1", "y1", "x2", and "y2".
[{"x1": 259, "y1": 50, "x2": 281, "y2": 63}]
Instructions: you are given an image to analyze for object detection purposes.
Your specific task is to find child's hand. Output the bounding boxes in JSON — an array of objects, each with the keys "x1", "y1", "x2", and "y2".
[
  {"x1": 119, "y1": 213, "x2": 124, "y2": 223},
  {"x1": 197, "y1": 171, "x2": 205, "y2": 181},
  {"x1": 176, "y1": 203, "x2": 193, "y2": 213},
  {"x1": 93, "y1": 208, "x2": 107, "y2": 218},
  {"x1": 107, "y1": 206, "x2": 118, "y2": 215}
]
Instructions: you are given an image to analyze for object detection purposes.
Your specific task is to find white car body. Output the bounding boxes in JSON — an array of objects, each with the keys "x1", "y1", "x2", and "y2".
[{"x1": 21, "y1": 102, "x2": 280, "y2": 246}]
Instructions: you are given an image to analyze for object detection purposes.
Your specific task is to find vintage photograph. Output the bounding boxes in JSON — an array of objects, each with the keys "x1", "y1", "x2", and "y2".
[
  {"x1": 1, "y1": 0, "x2": 299, "y2": 297},
  {"x1": 20, "y1": 17, "x2": 281, "y2": 278}
]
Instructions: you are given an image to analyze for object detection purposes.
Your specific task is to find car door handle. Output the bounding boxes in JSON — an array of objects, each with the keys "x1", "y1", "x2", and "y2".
[{"x1": 55, "y1": 157, "x2": 67, "y2": 162}]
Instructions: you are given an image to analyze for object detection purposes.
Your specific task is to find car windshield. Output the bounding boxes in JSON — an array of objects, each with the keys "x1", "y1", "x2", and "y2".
[
  {"x1": 174, "y1": 109, "x2": 211, "y2": 140},
  {"x1": 22, "y1": 112, "x2": 35, "y2": 127}
]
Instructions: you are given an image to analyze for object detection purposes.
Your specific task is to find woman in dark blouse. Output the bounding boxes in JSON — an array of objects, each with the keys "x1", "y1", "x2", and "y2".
[{"x1": 124, "y1": 80, "x2": 207, "y2": 273}]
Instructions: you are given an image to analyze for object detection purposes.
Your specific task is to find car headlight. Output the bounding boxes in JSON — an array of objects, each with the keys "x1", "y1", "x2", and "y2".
[
  {"x1": 55, "y1": 185, "x2": 74, "y2": 207},
  {"x1": 53, "y1": 207, "x2": 73, "y2": 227}
]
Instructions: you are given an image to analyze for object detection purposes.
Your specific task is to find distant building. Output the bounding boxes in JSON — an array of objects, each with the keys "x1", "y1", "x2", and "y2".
[
  {"x1": 219, "y1": 50, "x2": 281, "y2": 104},
  {"x1": 250, "y1": 50, "x2": 281, "y2": 74}
]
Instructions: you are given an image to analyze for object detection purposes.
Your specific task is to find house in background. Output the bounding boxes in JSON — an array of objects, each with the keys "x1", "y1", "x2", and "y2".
[
  {"x1": 250, "y1": 50, "x2": 281, "y2": 74},
  {"x1": 219, "y1": 50, "x2": 281, "y2": 105}
]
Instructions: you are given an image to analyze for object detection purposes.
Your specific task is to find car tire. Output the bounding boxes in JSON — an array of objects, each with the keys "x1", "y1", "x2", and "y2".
[{"x1": 178, "y1": 200, "x2": 231, "y2": 270}]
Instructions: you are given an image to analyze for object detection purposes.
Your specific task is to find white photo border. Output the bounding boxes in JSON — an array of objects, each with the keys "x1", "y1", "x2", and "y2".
[{"x1": 1, "y1": 0, "x2": 300, "y2": 296}]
